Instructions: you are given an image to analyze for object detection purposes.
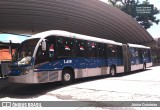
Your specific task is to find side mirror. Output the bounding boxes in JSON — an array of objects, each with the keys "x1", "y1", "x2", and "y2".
[{"x1": 42, "y1": 39, "x2": 46, "y2": 51}]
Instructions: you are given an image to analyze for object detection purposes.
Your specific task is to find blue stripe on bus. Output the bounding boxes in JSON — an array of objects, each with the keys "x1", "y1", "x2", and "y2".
[
  {"x1": 10, "y1": 57, "x2": 151, "y2": 76},
  {"x1": 35, "y1": 58, "x2": 123, "y2": 70}
]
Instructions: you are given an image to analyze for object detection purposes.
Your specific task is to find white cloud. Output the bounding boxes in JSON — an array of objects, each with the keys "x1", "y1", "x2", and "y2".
[{"x1": 7, "y1": 35, "x2": 21, "y2": 43}]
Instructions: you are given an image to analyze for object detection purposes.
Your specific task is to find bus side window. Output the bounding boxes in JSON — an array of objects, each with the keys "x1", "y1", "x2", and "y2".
[
  {"x1": 130, "y1": 47, "x2": 135, "y2": 58},
  {"x1": 148, "y1": 49, "x2": 152, "y2": 61},
  {"x1": 35, "y1": 36, "x2": 57, "y2": 64},
  {"x1": 49, "y1": 44, "x2": 55, "y2": 58},
  {"x1": 46, "y1": 36, "x2": 57, "y2": 61},
  {"x1": 108, "y1": 45, "x2": 117, "y2": 58},
  {"x1": 143, "y1": 49, "x2": 148, "y2": 58},
  {"x1": 75, "y1": 39, "x2": 86, "y2": 57},
  {"x1": 135, "y1": 48, "x2": 139, "y2": 58},
  {"x1": 98, "y1": 43, "x2": 106, "y2": 58},
  {"x1": 35, "y1": 43, "x2": 49, "y2": 64},
  {"x1": 57, "y1": 37, "x2": 75, "y2": 57},
  {"x1": 117, "y1": 46, "x2": 123, "y2": 59},
  {"x1": 87, "y1": 41, "x2": 98, "y2": 57}
]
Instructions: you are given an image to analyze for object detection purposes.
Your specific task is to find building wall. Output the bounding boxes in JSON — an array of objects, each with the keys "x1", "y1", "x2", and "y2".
[{"x1": 0, "y1": 49, "x2": 15, "y2": 61}]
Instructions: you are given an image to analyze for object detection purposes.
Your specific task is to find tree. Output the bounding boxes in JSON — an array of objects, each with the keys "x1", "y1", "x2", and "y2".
[{"x1": 108, "y1": 0, "x2": 160, "y2": 29}]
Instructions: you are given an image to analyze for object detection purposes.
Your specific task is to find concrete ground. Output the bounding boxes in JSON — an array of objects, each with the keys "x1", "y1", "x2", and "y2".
[{"x1": 0, "y1": 66, "x2": 160, "y2": 110}]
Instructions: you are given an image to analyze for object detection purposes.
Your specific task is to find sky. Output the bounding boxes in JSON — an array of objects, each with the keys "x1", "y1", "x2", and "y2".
[
  {"x1": 146, "y1": 0, "x2": 160, "y2": 38},
  {"x1": 0, "y1": 34, "x2": 28, "y2": 43},
  {"x1": 0, "y1": 0, "x2": 159, "y2": 43}
]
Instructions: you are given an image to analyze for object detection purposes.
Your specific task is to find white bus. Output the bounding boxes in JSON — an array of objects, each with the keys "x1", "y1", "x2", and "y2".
[{"x1": 9, "y1": 30, "x2": 152, "y2": 84}]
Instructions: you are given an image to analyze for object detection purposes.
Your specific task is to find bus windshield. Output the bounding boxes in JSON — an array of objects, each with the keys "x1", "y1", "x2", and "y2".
[{"x1": 13, "y1": 38, "x2": 40, "y2": 66}]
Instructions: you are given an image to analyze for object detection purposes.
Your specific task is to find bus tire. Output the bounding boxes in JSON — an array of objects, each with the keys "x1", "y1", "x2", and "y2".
[
  {"x1": 62, "y1": 69, "x2": 73, "y2": 85},
  {"x1": 110, "y1": 66, "x2": 116, "y2": 77},
  {"x1": 143, "y1": 63, "x2": 146, "y2": 70}
]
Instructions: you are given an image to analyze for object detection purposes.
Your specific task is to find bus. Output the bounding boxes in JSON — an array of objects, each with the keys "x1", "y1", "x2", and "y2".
[
  {"x1": 123, "y1": 43, "x2": 152, "y2": 72},
  {"x1": 8, "y1": 30, "x2": 152, "y2": 84}
]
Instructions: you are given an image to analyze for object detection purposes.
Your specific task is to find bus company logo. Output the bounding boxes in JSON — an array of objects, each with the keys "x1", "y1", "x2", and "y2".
[
  {"x1": 64, "y1": 60, "x2": 72, "y2": 64},
  {"x1": 1, "y1": 102, "x2": 42, "y2": 107},
  {"x1": 2, "y1": 102, "x2": 12, "y2": 107}
]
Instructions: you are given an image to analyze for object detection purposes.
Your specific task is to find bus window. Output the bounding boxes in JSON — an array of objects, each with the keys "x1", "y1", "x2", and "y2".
[
  {"x1": 148, "y1": 49, "x2": 152, "y2": 61},
  {"x1": 143, "y1": 49, "x2": 149, "y2": 58},
  {"x1": 57, "y1": 37, "x2": 75, "y2": 57},
  {"x1": 75, "y1": 39, "x2": 86, "y2": 57},
  {"x1": 87, "y1": 41, "x2": 98, "y2": 57},
  {"x1": 130, "y1": 47, "x2": 138, "y2": 58},
  {"x1": 130, "y1": 47, "x2": 139, "y2": 64},
  {"x1": 116, "y1": 45, "x2": 123, "y2": 65},
  {"x1": 35, "y1": 43, "x2": 49, "y2": 64},
  {"x1": 134, "y1": 48, "x2": 139, "y2": 58},
  {"x1": 46, "y1": 36, "x2": 57, "y2": 60},
  {"x1": 138, "y1": 48, "x2": 143, "y2": 63},
  {"x1": 108, "y1": 45, "x2": 117, "y2": 58},
  {"x1": 117, "y1": 46, "x2": 123, "y2": 59},
  {"x1": 35, "y1": 36, "x2": 57, "y2": 64},
  {"x1": 98, "y1": 43, "x2": 107, "y2": 58},
  {"x1": 49, "y1": 44, "x2": 55, "y2": 58}
]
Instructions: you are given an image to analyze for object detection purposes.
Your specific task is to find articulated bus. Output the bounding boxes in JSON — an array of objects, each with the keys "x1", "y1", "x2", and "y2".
[{"x1": 9, "y1": 30, "x2": 152, "y2": 84}]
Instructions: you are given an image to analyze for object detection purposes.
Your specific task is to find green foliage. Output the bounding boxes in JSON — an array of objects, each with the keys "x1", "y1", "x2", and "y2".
[{"x1": 108, "y1": 0, "x2": 160, "y2": 29}]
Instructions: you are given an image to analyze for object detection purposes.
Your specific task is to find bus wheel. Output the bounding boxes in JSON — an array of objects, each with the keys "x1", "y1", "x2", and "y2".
[
  {"x1": 62, "y1": 69, "x2": 73, "y2": 85},
  {"x1": 110, "y1": 67, "x2": 116, "y2": 77},
  {"x1": 143, "y1": 63, "x2": 146, "y2": 70}
]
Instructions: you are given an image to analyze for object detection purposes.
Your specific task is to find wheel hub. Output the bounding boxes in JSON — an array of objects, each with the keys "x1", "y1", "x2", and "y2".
[
  {"x1": 111, "y1": 68, "x2": 115, "y2": 75},
  {"x1": 64, "y1": 73, "x2": 71, "y2": 81}
]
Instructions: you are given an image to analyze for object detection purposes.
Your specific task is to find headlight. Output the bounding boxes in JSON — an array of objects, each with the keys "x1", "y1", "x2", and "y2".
[
  {"x1": 25, "y1": 70, "x2": 29, "y2": 74},
  {"x1": 22, "y1": 70, "x2": 30, "y2": 75}
]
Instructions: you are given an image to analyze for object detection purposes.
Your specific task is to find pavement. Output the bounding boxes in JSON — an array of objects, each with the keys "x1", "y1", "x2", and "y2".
[{"x1": 0, "y1": 66, "x2": 160, "y2": 110}]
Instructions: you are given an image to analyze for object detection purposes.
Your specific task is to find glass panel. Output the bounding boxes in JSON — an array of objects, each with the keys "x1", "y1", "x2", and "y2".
[
  {"x1": 98, "y1": 43, "x2": 107, "y2": 58},
  {"x1": 13, "y1": 38, "x2": 39, "y2": 66},
  {"x1": 35, "y1": 36, "x2": 57, "y2": 64},
  {"x1": 87, "y1": 41, "x2": 98, "y2": 57},
  {"x1": 75, "y1": 39, "x2": 86, "y2": 57},
  {"x1": 57, "y1": 37, "x2": 75, "y2": 57},
  {"x1": 117, "y1": 46, "x2": 123, "y2": 58},
  {"x1": 143, "y1": 49, "x2": 149, "y2": 58},
  {"x1": 108, "y1": 45, "x2": 117, "y2": 58}
]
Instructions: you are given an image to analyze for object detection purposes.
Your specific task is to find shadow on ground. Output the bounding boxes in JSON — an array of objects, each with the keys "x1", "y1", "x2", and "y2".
[{"x1": 0, "y1": 69, "x2": 151, "y2": 99}]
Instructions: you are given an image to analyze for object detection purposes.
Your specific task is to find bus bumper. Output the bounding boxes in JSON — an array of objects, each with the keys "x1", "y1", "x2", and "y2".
[
  {"x1": 9, "y1": 70, "x2": 37, "y2": 84},
  {"x1": 9, "y1": 70, "x2": 62, "y2": 84}
]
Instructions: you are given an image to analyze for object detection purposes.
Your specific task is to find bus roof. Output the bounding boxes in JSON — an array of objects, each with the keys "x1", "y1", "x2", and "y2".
[
  {"x1": 128, "y1": 43, "x2": 150, "y2": 49},
  {"x1": 28, "y1": 30, "x2": 122, "y2": 46}
]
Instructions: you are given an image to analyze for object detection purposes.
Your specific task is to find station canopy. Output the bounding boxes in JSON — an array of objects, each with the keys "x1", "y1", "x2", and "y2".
[{"x1": 0, "y1": 0, "x2": 154, "y2": 44}]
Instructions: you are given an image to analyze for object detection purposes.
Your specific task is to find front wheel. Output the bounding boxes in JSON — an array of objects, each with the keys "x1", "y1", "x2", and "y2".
[
  {"x1": 110, "y1": 67, "x2": 116, "y2": 77},
  {"x1": 62, "y1": 69, "x2": 73, "y2": 85}
]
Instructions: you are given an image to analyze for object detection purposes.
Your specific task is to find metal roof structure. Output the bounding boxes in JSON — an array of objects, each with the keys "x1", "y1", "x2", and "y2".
[
  {"x1": 0, "y1": 0, "x2": 154, "y2": 44},
  {"x1": 0, "y1": 41, "x2": 19, "y2": 49}
]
